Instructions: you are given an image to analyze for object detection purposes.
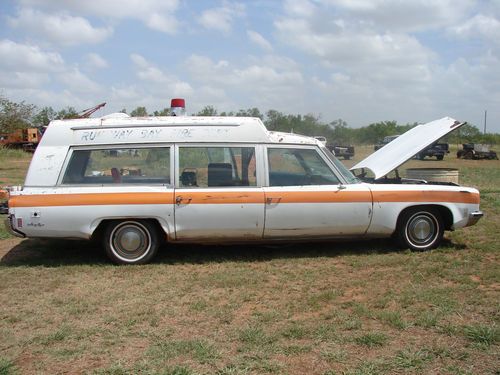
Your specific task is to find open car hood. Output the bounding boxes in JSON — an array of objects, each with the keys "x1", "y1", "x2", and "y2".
[{"x1": 350, "y1": 117, "x2": 464, "y2": 179}]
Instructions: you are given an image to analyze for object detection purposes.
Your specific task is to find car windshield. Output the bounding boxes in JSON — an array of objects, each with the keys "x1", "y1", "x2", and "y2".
[{"x1": 321, "y1": 146, "x2": 360, "y2": 184}]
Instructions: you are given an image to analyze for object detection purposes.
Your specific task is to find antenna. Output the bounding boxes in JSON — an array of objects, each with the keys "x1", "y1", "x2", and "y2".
[{"x1": 483, "y1": 109, "x2": 487, "y2": 134}]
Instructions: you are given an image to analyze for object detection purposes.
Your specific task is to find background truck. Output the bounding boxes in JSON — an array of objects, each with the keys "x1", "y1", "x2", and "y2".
[
  {"x1": 415, "y1": 142, "x2": 449, "y2": 160},
  {"x1": 0, "y1": 128, "x2": 42, "y2": 152},
  {"x1": 314, "y1": 137, "x2": 355, "y2": 160},
  {"x1": 328, "y1": 144, "x2": 355, "y2": 160},
  {"x1": 457, "y1": 143, "x2": 498, "y2": 160}
]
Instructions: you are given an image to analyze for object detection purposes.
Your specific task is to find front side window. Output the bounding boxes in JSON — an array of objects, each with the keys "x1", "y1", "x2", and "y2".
[
  {"x1": 268, "y1": 147, "x2": 340, "y2": 186},
  {"x1": 179, "y1": 146, "x2": 256, "y2": 188},
  {"x1": 62, "y1": 147, "x2": 170, "y2": 184},
  {"x1": 321, "y1": 146, "x2": 359, "y2": 184}
]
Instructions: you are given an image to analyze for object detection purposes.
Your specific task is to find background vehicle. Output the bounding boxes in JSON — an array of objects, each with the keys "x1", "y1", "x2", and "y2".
[
  {"x1": 314, "y1": 136, "x2": 355, "y2": 160},
  {"x1": 457, "y1": 143, "x2": 498, "y2": 160},
  {"x1": 327, "y1": 144, "x2": 355, "y2": 160},
  {"x1": 0, "y1": 128, "x2": 42, "y2": 152},
  {"x1": 415, "y1": 142, "x2": 449, "y2": 160}
]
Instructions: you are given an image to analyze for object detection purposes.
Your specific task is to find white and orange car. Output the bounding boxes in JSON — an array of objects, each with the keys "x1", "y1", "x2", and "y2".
[{"x1": 4, "y1": 114, "x2": 482, "y2": 264}]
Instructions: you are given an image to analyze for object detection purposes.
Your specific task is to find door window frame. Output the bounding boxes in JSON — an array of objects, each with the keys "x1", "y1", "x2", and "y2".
[
  {"x1": 174, "y1": 143, "x2": 264, "y2": 188},
  {"x1": 57, "y1": 144, "x2": 175, "y2": 187},
  {"x1": 263, "y1": 144, "x2": 347, "y2": 187}
]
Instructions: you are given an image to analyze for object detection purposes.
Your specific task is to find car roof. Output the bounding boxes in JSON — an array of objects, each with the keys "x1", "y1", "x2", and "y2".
[{"x1": 41, "y1": 115, "x2": 319, "y2": 147}]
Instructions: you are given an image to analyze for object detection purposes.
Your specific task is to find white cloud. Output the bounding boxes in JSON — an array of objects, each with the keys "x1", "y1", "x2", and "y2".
[
  {"x1": 275, "y1": 17, "x2": 434, "y2": 67},
  {"x1": 86, "y1": 53, "x2": 109, "y2": 69},
  {"x1": 450, "y1": 14, "x2": 500, "y2": 43},
  {"x1": 8, "y1": 8, "x2": 112, "y2": 46},
  {"x1": 247, "y1": 30, "x2": 273, "y2": 51},
  {"x1": 274, "y1": 0, "x2": 440, "y2": 105},
  {"x1": 283, "y1": 0, "x2": 317, "y2": 17},
  {"x1": 319, "y1": 0, "x2": 474, "y2": 32},
  {"x1": 0, "y1": 39, "x2": 64, "y2": 72},
  {"x1": 130, "y1": 54, "x2": 150, "y2": 70},
  {"x1": 0, "y1": 39, "x2": 102, "y2": 109},
  {"x1": 0, "y1": 71, "x2": 50, "y2": 89},
  {"x1": 198, "y1": 2, "x2": 245, "y2": 33},
  {"x1": 130, "y1": 53, "x2": 193, "y2": 97},
  {"x1": 58, "y1": 68, "x2": 102, "y2": 94},
  {"x1": 4, "y1": 87, "x2": 92, "y2": 111},
  {"x1": 111, "y1": 85, "x2": 142, "y2": 102},
  {"x1": 146, "y1": 13, "x2": 179, "y2": 34},
  {"x1": 17, "y1": 0, "x2": 181, "y2": 34},
  {"x1": 184, "y1": 53, "x2": 304, "y2": 112}
]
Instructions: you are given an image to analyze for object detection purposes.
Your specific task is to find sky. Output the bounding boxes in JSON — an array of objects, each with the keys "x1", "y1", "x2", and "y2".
[{"x1": 1, "y1": 0, "x2": 499, "y2": 133}]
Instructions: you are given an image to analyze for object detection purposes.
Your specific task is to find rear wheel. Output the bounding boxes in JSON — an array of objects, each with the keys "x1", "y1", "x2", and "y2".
[
  {"x1": 104, "y1": 220, "x2": 159, "y2": 264},
  {"x1": 464, "y1": 151, "x2": 473, "y2": 159},
  {"x1": 396, "y1": 207, "x2": 443, "y2": 251}
]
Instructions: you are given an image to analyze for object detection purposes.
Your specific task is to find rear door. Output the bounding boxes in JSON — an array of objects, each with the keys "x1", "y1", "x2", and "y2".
[
  {"x1": 263, "y1": 146, "x2": 372, "y2": 238},
  {"x1": 174, "y1": 144, "x2": 265, "y2": 241}
]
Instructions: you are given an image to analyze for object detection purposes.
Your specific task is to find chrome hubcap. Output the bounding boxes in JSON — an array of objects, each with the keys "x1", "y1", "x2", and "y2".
[
  {"x1": 110, "y1": 222, "x2": 151, "y2": 261},
  {"x1": 407, "y1": 213, "x2": 437, "y2": 247},
  {"x1": 119, "y1": 230, "x2": 142, "y2": 252},
  {"x1": 412, "y1": 218, "x2": 431, "y2": 241}
]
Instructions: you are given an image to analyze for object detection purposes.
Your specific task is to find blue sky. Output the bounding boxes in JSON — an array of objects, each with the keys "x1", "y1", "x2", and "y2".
[{"x1": 1, "y1": 0, "x2": 499, "y2": 133}]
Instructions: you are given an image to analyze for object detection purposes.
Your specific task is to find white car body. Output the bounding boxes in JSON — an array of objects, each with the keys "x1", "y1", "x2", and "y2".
[{"x1": 5, "y1": 115, "x2": 482, "y2": 264}]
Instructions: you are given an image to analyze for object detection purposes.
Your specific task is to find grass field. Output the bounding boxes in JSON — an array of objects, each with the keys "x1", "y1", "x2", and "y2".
[{"x1": 0, "y1": 146, "x2": 499, "y2": 374}]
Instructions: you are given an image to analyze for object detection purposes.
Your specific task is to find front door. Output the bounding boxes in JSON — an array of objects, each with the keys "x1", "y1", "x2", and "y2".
[
  {"x1": 174, "y1": 145, "x2": 265, "y2": 241},
  {"x1": 263, "y1": 146, "x2": 372, "y2": 238}
]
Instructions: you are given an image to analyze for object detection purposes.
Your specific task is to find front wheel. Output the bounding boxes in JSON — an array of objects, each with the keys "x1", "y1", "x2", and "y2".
[
  {"x1": 104, "y1": 220, "x2": 159, "y2": 264},
  {"x1": 396, "y1": 207, "x2": 443, "y2": 251}
]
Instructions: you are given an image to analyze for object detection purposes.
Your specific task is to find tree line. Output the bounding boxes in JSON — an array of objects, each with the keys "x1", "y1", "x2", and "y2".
[{"x1": 1, "y1": 95, "x2": 498, "y2": 145}]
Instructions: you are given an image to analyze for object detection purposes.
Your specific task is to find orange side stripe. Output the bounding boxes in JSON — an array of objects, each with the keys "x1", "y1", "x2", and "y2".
[
  {"x1": 273, "y1": 191, "x2": 372, "y2": 203},
  {"x1": 9, "y1": 192, "x2": 175, "y2": 207},
  {"x1": 9, "y1": 189, "x2": 479, "y2": 207},
  {"x1": 177, "y1": 191, "x2": 264, "y2": 204},
  {"x1": 371, "y1": 190, "x2": 479, "y2": 204}
]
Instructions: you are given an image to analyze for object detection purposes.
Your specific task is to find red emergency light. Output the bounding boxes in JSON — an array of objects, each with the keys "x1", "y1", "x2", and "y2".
[{"x1": 170, "y1": 98, "x2": 186, "y2": 116}]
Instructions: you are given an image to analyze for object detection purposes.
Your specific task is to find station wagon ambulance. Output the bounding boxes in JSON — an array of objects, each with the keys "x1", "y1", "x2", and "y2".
[{"x1": 5, "y1": 114, "x2": 483, "y2": 264}]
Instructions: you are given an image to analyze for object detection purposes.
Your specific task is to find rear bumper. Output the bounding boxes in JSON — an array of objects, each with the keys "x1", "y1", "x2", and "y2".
[
  {"x1": 4, "y1": 215, "x2": 25, "y2": 238},
  {"x1": 467, "y1": 211, "x2": 484, "y2": 227}
]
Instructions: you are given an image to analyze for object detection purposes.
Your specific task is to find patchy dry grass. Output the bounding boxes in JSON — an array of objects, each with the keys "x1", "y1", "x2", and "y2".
[{"x1": 0, "y1": 147, "x2": 499, "y2": 374}]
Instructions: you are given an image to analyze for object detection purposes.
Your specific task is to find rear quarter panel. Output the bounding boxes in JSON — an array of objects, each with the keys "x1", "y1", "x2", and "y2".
[{"x1": 366, "y1": 184, "x2": 480, "y2": 234}]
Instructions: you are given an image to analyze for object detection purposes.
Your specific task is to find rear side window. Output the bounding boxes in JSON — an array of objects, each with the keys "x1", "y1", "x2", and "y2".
[
  {"x1": 179, "y1": 146, "x2": 256, "y2": 188},
  {"x1": 62, "y1": 147, "x2": 170, "y2": 185},
  {"x1": 268, "y1": 148, "x2": 340, "y2": 186}
]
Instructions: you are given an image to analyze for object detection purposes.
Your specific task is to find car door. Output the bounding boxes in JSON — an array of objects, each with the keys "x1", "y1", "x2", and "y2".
[
  {"x1": 263, "y1": 146, "x2": 372, "y2": 238},
  {"x1": 174, "y1": 144, "x2": 265, "y2": 241}
]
